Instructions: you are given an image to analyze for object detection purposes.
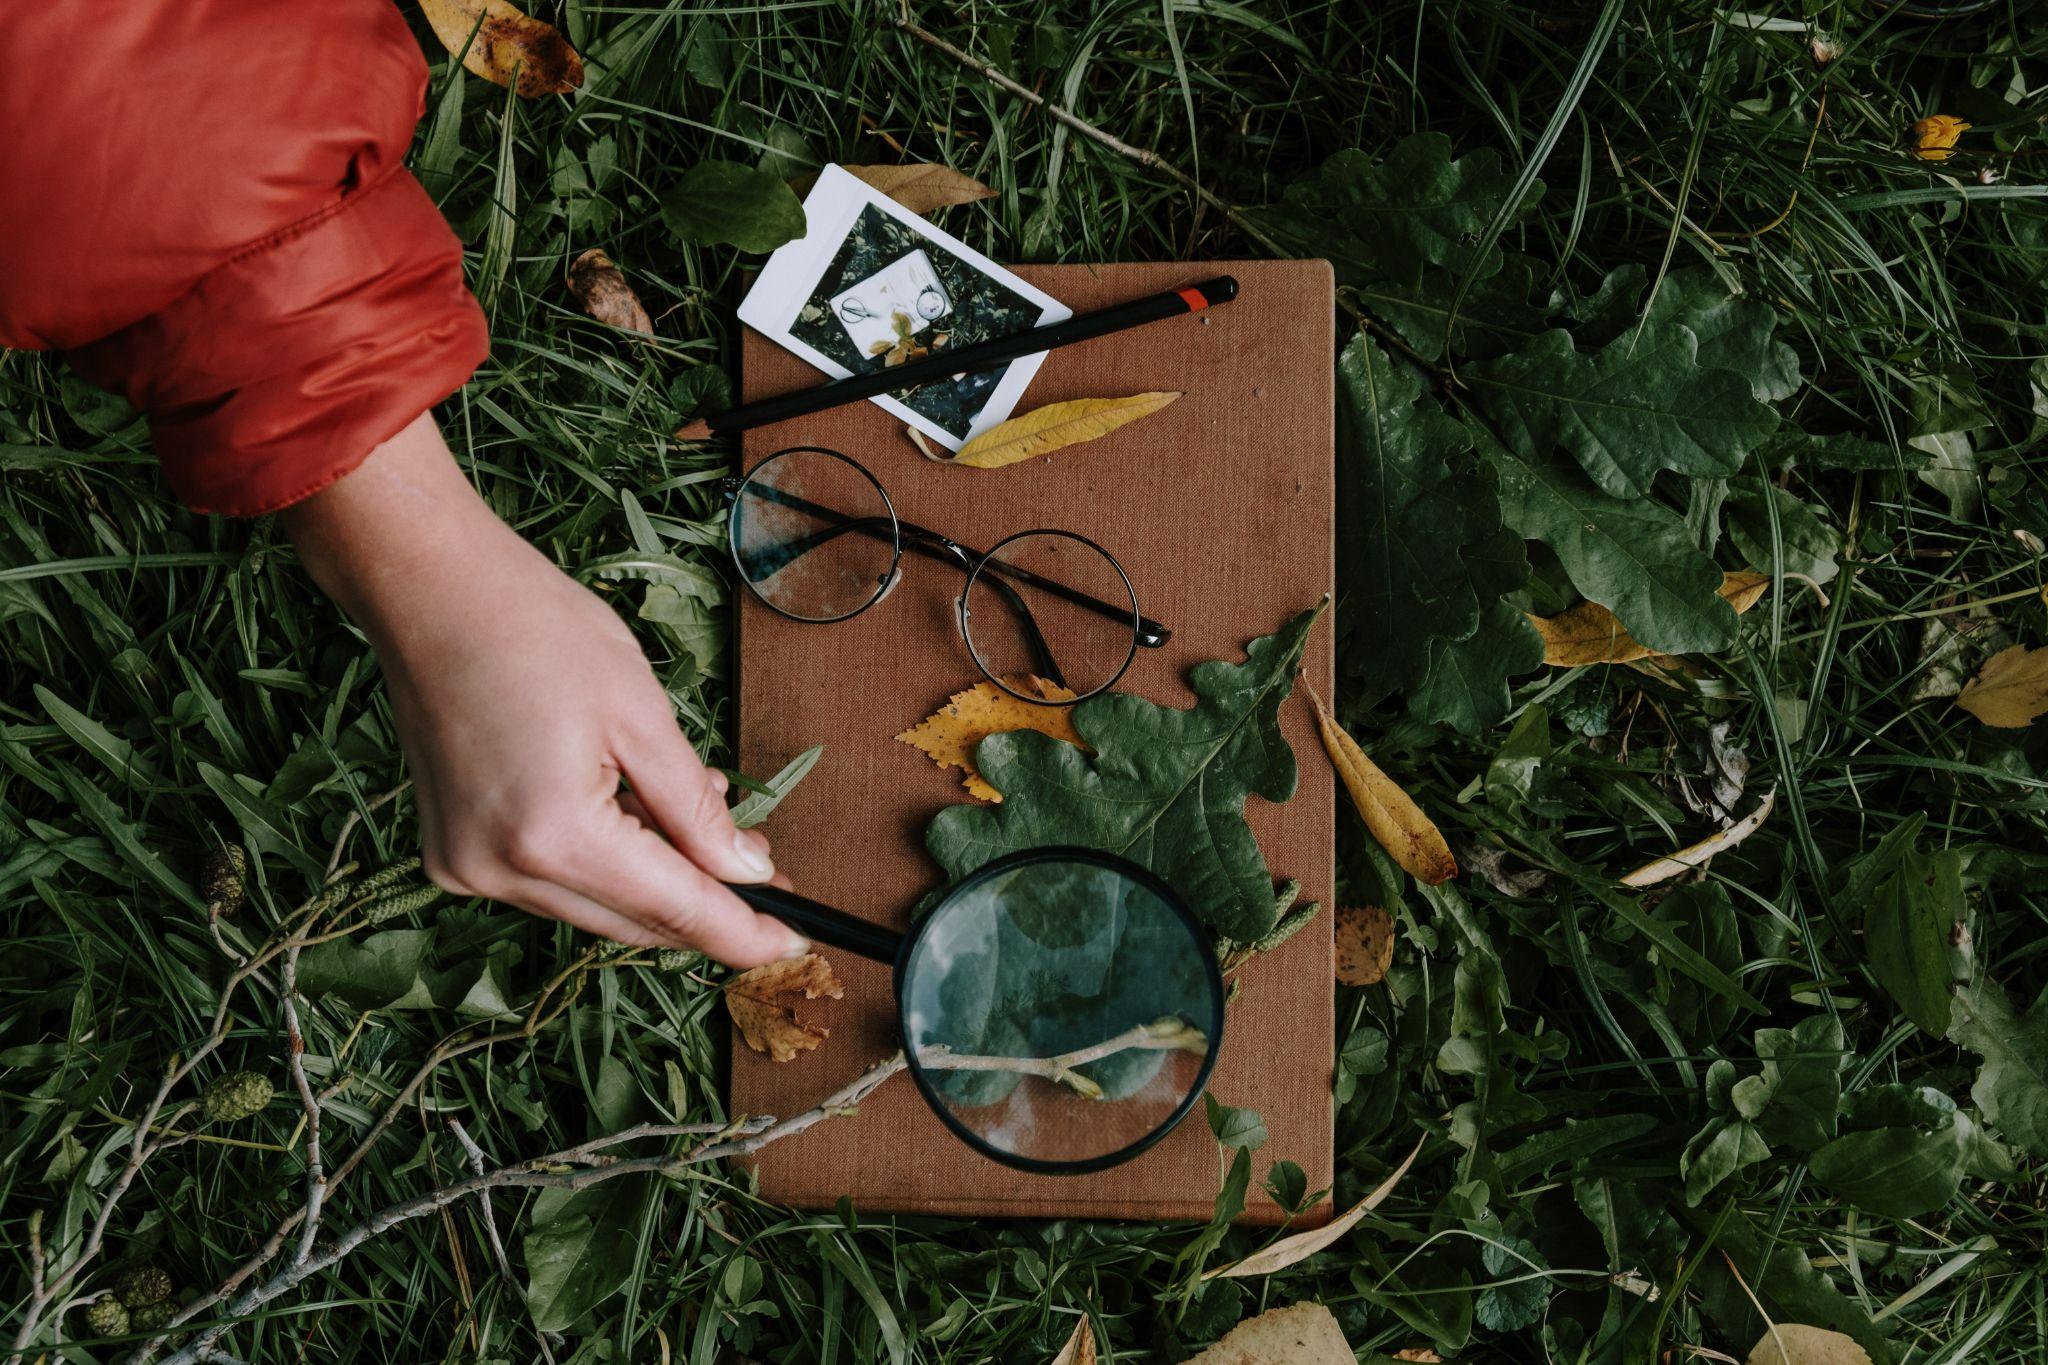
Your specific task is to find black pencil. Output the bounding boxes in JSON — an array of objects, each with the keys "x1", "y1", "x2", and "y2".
[{"x1": 677, "y1": 274, "x2": 1239, "y2": 439}]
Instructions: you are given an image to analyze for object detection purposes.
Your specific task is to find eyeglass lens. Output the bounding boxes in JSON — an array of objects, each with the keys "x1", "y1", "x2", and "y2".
[
  {"x1": 731, "y1": 450, "x2": 897, "y2": 622},
  {"x1": 965, "y1": 532, "x2": 1138, "y2": 700}
]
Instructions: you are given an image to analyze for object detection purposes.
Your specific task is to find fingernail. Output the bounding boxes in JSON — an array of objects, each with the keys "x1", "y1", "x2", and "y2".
[
  {"x1": 709, "y1": 769, "x2": 729, "y2": 796},
  {"x1": 777, "y1": 927, "x2": 813, "y2": 959},
  {"x1": 733, "y1": 830, "x2": 774, "y2": 880}
]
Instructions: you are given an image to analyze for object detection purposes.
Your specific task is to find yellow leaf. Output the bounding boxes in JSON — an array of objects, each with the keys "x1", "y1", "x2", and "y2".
[
  {"x1": 417, "y1": 0, "x2": 583, "y2": 97},
  {"x1": 566, "y1": 249, "x2": 652, "y2": 335},
  {"x1": 1048, "y1": 1315, "x2": 1097, "y2": 1365},
  {"x1": 1335, "y1": 906, "x2": 1395, "y2": 986},
  {"x1": 1308, "y1": 687, "x2": 1457, "y2": 885},
  {"x1": 896, "y1": 677, "x2": 1085, "y2": 801},
  {"x1": 1912, "y1": 115, "x2": 1970, "y2": 162},
  {"x1": 1528, "y1": 571, "x2": 1771, "y2": 666},
  {"x1": 1957, "y1": 644, "x2": 2048, "y2": 728},
  {"x1": 1620, "y1": 787, "x2": 1776, "y2": 887},
  {"x1": 947, "y1": 393, "x2": 1182, "y2": 470},
  {"x1": 800, "y1": 164, "x2": 999, "y2": 214},
  {"x1": 724, "y1": 954, "x2": 843, "y2": 1062},
  {"x1": 1181, "y1": 1304, "x2": 1354, "y2": 1363},
  {"x1": 1393, "y1": 1353, "x2": 1445, "y2": 1363},
  {"x1": 1747, "y1": 1323, "x2": 1873, "y2": 1365},
  {"x1": 1206, "y1": 1136, "x2": 1423, "y2": 1280}
]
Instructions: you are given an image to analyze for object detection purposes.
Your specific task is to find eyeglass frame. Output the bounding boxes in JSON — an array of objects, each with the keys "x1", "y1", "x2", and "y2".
[{"x1": 721, "y1": 446, "x2": 1171, "y2": 705}]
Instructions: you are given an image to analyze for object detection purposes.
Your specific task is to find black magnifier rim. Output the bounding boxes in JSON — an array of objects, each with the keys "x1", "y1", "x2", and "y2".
[
  {"x1": 893, "y1": 845, "x2": 1226, "y2": 1176},
  {"x1": 727, "y1": 446, "x2": 903, "y2": 624},
  {"x1": 960, "y1": 529, "x2": 1143, "y2": 707}
]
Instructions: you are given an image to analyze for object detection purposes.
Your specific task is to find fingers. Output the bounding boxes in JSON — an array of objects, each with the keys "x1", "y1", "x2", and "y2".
[
  {"x1": 566, "y1": 819, "x2": 811, "y2": 968},
  {"x1": 614, "y1": 718, "x2": 779, "y2": 887}
]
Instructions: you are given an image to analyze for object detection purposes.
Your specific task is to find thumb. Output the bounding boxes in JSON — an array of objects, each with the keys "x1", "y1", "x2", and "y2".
[
  {"x1": 582, "y1": 819, "x2": 811, "y2": 967},
  {"x1": 615, "y1": 716, "x2": 779, "y2": 887}
]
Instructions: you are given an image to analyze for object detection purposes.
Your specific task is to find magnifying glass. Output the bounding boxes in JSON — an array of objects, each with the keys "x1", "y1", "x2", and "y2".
[{"x1": 729, "y1": 847, "x2": 1225, "y2": 1174}]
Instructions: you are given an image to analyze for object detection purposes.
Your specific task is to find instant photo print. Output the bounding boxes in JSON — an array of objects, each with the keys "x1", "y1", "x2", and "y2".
[{"x1": 737, "y1": 164, "x2": 1070, "y2": 449}]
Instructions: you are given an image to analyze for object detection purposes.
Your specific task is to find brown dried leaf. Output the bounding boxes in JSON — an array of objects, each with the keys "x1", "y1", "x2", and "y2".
[
  {"x1": 1308, "y1": 686, "x2": 1457, "y2": 885},
  {"x1": 1957, "y1": 644, "x2": 2048, "y2": 728},
  {"x1": 946, "y1": 393, "x2": 1182, "y2": 470},
  {"x1": 417, "y1": 0, "x2": 583, "y2": 97},
  {"x1": 1529, "y1": 571, "x2": 1770, "y2": 666},
  {"x1": 813, "y1": 164, "x2": 999, "y2": 214},
  {"x1": 1205, "y1": 1136, "x2": 1422, "y2": 1280},
  {"x1": 896, "y1": 677, "x2": 1085, "y2": 801},
  {"x1": 1048, "y1": 1315, "x2": 1097, "y2": 1365},
  {"x1": 724, "y1": 953, "x2": 843, "y2": 1062},
  {"x1": 1392, "y1": 1353, "x2": 1445, "y2": 1363},
  {"x1": 566, "y1": 249, "x2": 653, "y2": 335},
  {"x1": 1335, "y1": 906, "x2": 1395, "y2": 986},
  {"x1": 1181, "y1": 1303, "x2": 1353, "y2": 1363},
  {"x1": 1747, "y1": 1323, "x2": 1873, "y2": 1365}
]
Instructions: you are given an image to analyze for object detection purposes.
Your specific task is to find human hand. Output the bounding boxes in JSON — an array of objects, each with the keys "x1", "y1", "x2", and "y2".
[{"x1": 282, "y1": 416, "x2": 809, "y2": 967}]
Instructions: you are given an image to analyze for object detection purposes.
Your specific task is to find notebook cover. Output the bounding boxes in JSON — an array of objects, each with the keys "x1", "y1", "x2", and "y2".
[{"x1": 732, "y1": 259, "x2": 1335, "y2": 1224}]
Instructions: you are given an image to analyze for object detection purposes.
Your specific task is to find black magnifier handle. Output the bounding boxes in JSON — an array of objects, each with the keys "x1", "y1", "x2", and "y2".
[{"x1": 728, "y1": 881, "x2": 903, "y2": 965}]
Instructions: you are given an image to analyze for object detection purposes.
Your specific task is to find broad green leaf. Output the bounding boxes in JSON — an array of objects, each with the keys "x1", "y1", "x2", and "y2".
[
  {"x1": 1253, "y1": 134, "x2": 1530, "y2": 282},
  {"x1": 1680, "y1": 1116, "x2": 1769, "y2": 1205},
  {"x1": 523, "y1": 1182, "x2": 644, "y2": 1333},
  {"x1": 1728, "y1": 481, "x2": 1840, "y2": 587},
  {"x1": 1751, "y1": 1015, "x2": 1846, "y2": 1153},
  {"x1": 661, "y1": 160, "x2": 805, "y2": 253},
  {"x1": 298, "y1": 929, "x2": 516, "y2": 1016},
  {"x1": 1863, "y1": 848, "x2": 1963, "y2": 1035},
  {"x1": 53, "y1": 765, "x2": 201, "y2": 913},
  {"x1": 1483, "y1": 703, "x2": 1550, "y2": 814},
  {"x1": 1475, "y1": 1235, "x2": 1548, "y2": 1333},
  {"x1": 1482, "y1": 436, "x2": 1737, "y2": 655},
  {"x1": 1203, "y1": 1093, "x2": 1269, "y2": 1151},
  {"x1": 1463, "y1": 325, "x2": 1779, "y2": 499},
  {"x1": 1410, "y1": 598, "x2": 1544, "y2": 734},
  {"x1": 1356, "y1": 252, "x2": 1546, "y2": 362},
  {"x1": 1641, "y1": 267, "x2": 1801, "y2": 403},
  {"x1": 1809, "y1": 1085, "x2": 1966, "y2": 1218},
  {"x1": 1334, "y1": 334, "x2": 1531, "y2": 704},
  {"x1": 926, "y1": 603, "x2": 1321, "y2": 941},
  {"x1": 1950, "y1": 975, "x2": 2048, "y2": 1157},
  {"x1": 197, "y1": 761, "x2": 324, "y2": 878}
]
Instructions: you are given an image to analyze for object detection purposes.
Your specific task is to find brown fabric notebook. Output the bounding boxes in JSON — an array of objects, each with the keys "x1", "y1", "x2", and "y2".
[{"x1": 733, "y1": 259, "x2": 1335, "y2": 1224}]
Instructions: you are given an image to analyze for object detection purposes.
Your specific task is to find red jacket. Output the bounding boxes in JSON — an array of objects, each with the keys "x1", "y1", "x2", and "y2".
[{"x1": 0, "y1": 1, "x2": 489, "y2": 516}]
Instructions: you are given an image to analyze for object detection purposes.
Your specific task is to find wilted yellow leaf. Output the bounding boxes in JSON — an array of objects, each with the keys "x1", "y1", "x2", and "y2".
[
  {"x1": 1308, "y1": 687, "x2": 1457, "y2": 885},
  {"x1": 793, "y1": 164, "x2": 999, "y2": 214},
  {"x1": 1912, "y1": 115, "x2": 1970, "y2": 162},
  {"x1": 948, "y1": 393, "x2": 1182, "y2": 469},
  {"x1": 725, "y1": 953, "x2": 842, "y2": 1062},
  {"x1": 1621, "y1": 787, "x2": 1777, "y2": 887},
  {"x1": 1529, "y1": 572, "x2": 1770, "y2": 666},
  {"x1": 1181, "y1": 1304, "x2": 1354, "y2": 1363},
  {"x1": 1747, "y1": 1323, "x2": 1873, "y2": 1365},
  {"x1": 566, "y1": 249, "x2": 652, "y2": 335},
  {"x1": 1048, "y1": 1315, "x2": 1097, "y2": 1365},
  {"x1": 418, "y1": 0, "x2": 583, "y2": 97},
  {"x1": 1206, "y1": 1136, "x2": 1422, "y2": 1280},
  {"x1": 1957, "y1": 644, "x2": 2048, "y2": 728},
  {"x1": 1392, "y1": 1352, "x2": 1445, "y2": 1363},
  {"x1": 896, "y1": 677, "x2": 1085, "y2": 801},
  {"x1": 1335, "y1": 906, "x2": 1395, "y2": 986}
]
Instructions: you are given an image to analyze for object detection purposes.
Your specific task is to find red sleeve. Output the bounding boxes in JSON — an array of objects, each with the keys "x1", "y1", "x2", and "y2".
[{"x1": 0, "y1": 1, "x2": 489, "y2": 516}]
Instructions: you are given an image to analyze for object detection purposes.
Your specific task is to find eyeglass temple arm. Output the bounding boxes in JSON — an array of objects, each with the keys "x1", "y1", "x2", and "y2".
[
  {"x1": 726, "y1": 881, "x2": 903, "y2": 965},
  {"x1": 729, "y1": 480, "x2": 1170, "y2": 648}
]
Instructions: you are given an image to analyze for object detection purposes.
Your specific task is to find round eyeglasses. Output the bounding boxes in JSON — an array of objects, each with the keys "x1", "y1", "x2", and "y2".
[{"x1": 725, "y1": 446, "x2": 1170, "y2": 704}]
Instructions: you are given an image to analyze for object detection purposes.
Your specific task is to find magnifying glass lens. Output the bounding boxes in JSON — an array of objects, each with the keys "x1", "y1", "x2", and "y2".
[{"x1": 898, "y1": 857, "x2": 1221, "y2": 1171}]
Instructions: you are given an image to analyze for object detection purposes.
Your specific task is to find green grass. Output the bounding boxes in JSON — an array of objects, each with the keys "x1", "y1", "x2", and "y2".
[{"x1": 6, "y1": 1, "x2": 2048, "y2": 1361}]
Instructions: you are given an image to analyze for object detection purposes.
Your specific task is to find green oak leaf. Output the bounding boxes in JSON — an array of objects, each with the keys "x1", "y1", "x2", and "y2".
[
  {"x1": 1479, "y1": 433, "x2": 1737, "y2": 654},
  {"x1": 1253, "y1": 133, "x2": 1532, "y2": 283},
  {"x1": 1336, "y1": 335, "x2": 1532, "y2": 713},
  {"x1": 1411, "y1": 599, "x2": 1545, "y2": 734},
  {"x1": 925, "y1": 604, "x2": 1321, "y2": 942},
  {"x1": 523, "y1": 1182, "x2": 644, "y2": 1333},
  {"x1": 1643, "y1": 268, "x2": 1802, "y2": 403},
  {"x1": 661, "y1": 160, "x2": 805, "y2": 253},
  {"x1": 1356, "y1": 253, "x2": 1546, "y2": 363},
  {"x1": 1950, "y1": 975, "x2": 2048, "y2": 1157},
  {"x1": 1463, "y1": 324, "x2": 1779, "y2": 499}
]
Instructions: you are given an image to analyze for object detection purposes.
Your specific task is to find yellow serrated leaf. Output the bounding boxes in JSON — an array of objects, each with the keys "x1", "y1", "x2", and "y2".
[
  {"x1": 418, "y1": 0, "x2": 583, "y2": 97},
  {"x1": 896, "y1": 677, "x2": 1086, "y2": 801},
  {"x1": 1528, "y1": 571, "x2": 1771, "y2": 666},
  {"x1": 1206, "y1": 1136, "x2": 1423, "y2": 1280},
  {"x1": 1912, "y1": 114, "x2": 1970, "y2": 162},
  {"x1": 948, "y1": 393, "x2": 1182, "y2": 469},
  {"x1": 724, "y1": 953, "x2": 842, "y2": 1063},
  {"x1": 1308, "y1": 686, "x2": 1457, "y2": 885},
  {"x1": 1335, "y1": 905, "x2": 1396, "y2": 986},
  {"x1": 1957, "y1": 644, "x2": 2048, "y2": 728}
]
